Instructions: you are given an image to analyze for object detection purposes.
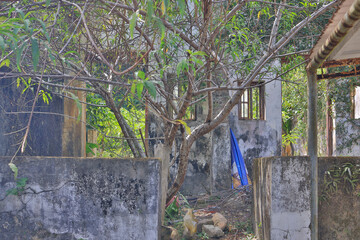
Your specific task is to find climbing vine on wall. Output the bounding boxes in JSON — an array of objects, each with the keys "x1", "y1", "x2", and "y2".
[
  {"x1": 320, "y1": 162, "x2": 360, "y2": 202},
  {"x1": 329, "y1": 76, "x2": 360, "y2": 153},
  {"x1": 281, "y1": 55, "x2": 328, "y2": 155}
]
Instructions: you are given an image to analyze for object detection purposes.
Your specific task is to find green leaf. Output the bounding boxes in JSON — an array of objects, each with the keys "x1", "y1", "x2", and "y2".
[
  {"x1": 191, "y1": 57, "x2": 203, "y2": 66},
  {"x1": 177, "y1": 0, "x2": 186, "y2": 16},
  {"x1": 163, "y1": 0, "x2": 169, "y2": 12},
  {"x1": 16, "y1": 9, "x2": 25, "y2": 19},
  {"x1": 136, "y1": 70, "x2": 145, "y2": 80},
  {"x1": 136, "y1": 83, "x2": 143, "y2": 99},
  {"x1": 192, "y1": 51, "x2": 207, "y2": 56},
  {"x1": 8, "y1": 7, "x2": 16, "y2": 18},
  {"x1": 9, "y1": 163, "x2": 18, "y2": 179},
  {"x1": 63, "y1": 50, "x2": 78, "y2": 57},
  {"x1": 129, "y1": 11, "x2": 138, "y2": 38},
  {"x1": 131, "y1": 82, "x2": 136, "y2": 95},
  {"x1": 36, "y1": 19, "x2": 50, "y2": 41},
  {"x1": 16, "y1": 43, "x2": 25, "y2": 71},
  {"x1": 176, "y1": 120, "x2": 191, "y2": 135},
  {"x1": 0, "y1": 35, "x2": 4, "y2": 50},
  {"x1": 0, "y1": 59, "x2": 10, "y2": 68},
  {"x1": 176, "y1": 59, "x2": 188, "y2": 77},
  {"x1": 17, "y1": 177, "x2": 28, "y2": 187},
  {"x1": 86, "y1": 142, "x2": 97, "y2": 155},
  {"x1": 146, "y1": 1, "x2": 154, "y2": 23},
  {"x1": 144, "y1": 81, "x2": 156, "y2": 99},
  {"x1": 46, "y1": 0, "x2": 51, "y2": 7},
  {"x1": 24, "y1": 19, "x2": 30, "y2": 31},
  {"x1": 6, "y1": 188, "x2": 18, "y2": 196},
  {"x1": 155, "y1": 18, "x2": 165, "y2": 40},
  {"x1": 31, "y1": 38, "x2": 39, "y2": 72}
]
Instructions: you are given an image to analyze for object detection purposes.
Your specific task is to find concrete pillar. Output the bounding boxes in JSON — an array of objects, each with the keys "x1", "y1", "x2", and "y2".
[{"x1": 62, "y1": 80, "x2": 86, "y2": 157}]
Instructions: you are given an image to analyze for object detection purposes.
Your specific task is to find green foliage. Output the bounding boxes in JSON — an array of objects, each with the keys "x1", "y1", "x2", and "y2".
[
  {"x1": 8, "y1": 163, "x2": 18, "y2": 179},
  {"x1": 165, "y1": 196, "x2": 180, "y2": 220},
  {"x1": 87, "y1": 92, "x2": 145, "y2": 157},
  {"x1": 0, "y1": 0, "x2": 339, "y2": 169},
  {"x1": 0, "y1": 7, "x2": 44, "y2": 72},
  {"x1": 281, "y1": 55, "x2": 328, "y2": 154},
  {"x1": 39, "y1": 89, "x2": 52, "y2": 104},
  {"x1": 86, "y1": 142, "x2": 98, "y2": 155},
  {"x1": 31, "y1": 37, "x2": 39, "y2": 71},
  {"x1": 321, "y1": 162, "x2": 360, "y2": 202},
  {"x1": 7, "y1": 162, "x2": 28, "y2": 196},
  {"x1": 6, "y1": 177, "x2": 28, "y2": 196},
  {"x1": 196, "y1": 232, "x2": 209, "y2": 239},
  {"x1": 233, "y1": 220, "x2": 254, "y2": 234},
  {"x1": 328, "y1": 76, "x2": 360, "y2": 152},
  {"x1": 129, "y1": 11, "x2": 138, "y2": 39}
]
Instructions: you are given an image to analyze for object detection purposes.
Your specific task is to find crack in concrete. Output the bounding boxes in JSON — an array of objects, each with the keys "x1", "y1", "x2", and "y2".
[{"x1": 0, "y1": 180, "x2": 79, "y2": 215}]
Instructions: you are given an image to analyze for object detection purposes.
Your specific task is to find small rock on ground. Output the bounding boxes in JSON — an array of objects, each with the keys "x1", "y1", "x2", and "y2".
[
  {"x1": 202, "y1": 225, "x2": 224, "y2": 238},
  {"x1": 212, "y1": 212, "x2": 228, "y2": 230},
  {"x1": 196, "y1": 218, "x2": 213, "y2": 233}
]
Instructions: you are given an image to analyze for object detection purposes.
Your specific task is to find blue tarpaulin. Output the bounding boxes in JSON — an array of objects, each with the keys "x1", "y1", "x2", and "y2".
[{"x1": 230, "y1": 128, "x2": 249, "y2": 187}]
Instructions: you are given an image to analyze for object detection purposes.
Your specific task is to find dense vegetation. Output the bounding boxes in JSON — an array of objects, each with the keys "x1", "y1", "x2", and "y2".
[{"x1": 0, "y1": 0, "x2": 340, "y2": 203}]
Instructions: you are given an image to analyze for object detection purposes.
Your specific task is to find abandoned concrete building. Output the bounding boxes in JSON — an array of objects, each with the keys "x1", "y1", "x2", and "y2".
[
  {"x1": 0, "y1": 66, "x2": 86, "y2": 157},
  {"x1": 254, "y1": 0, "x2": 360, "y2": 239},
  {"x1": 312, "y1": 0, "x2": 360, "y2": 157},
  {"x1": 148, "y1": 64, "x2": 282, "y2": 196}
]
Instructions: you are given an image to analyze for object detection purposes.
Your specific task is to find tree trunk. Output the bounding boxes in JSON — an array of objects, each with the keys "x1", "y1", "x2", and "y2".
[
  {"x1": 166, "y1": 139, "x2": 191, "y2": 203},
  {"x1": 96, "y1": 85, "x2": 146, "y2": 158}
]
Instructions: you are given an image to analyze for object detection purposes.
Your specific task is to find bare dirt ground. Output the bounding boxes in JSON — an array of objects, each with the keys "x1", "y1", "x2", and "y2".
[{"x1": 165, "y1": 186, "x2": 256, "y2": 239}]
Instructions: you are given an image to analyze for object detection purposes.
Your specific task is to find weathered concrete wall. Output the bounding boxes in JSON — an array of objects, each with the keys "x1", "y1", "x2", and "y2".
[
  {"x1": 332, "y1": 79, "x2": 360, "y2": 156},
  {"x1": 0, "y1": 67, "x2": 85, "y2": 157},
  {"x1": 334, "y1": 113, "x2": 360, "y2": 156},
  {"x1": 318, "y1": 157, "x2": 360, "y2": 240},
  {"x1": 148, "y1": 68, "x2": 281, "y2": 196},
  {"x1": 253, "y1": 156, "x2": 360, "y2": 240},
  {"x1": 230, "y1": 76, "x2": 282, "y2": 179},
  {"x1": 211, "y1": 123, "x2": 232, "y2": 192},
  {"x1": 149, "y1": 114, "x2": 231, "y2": 196},
  {"x1": 0, "y1": 157, "x2": 161, "y2": 240}
]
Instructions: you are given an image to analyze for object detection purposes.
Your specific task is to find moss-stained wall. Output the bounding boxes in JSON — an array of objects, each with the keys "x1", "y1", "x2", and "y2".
[
  {"x1": 318, "y1": 157, "x2": 360, "y2": 240},
  {"x1": 332, "y1": 78, "x2": 360, "y2": 155},
  {"x1": 253, "y1": 156, "x2": 360, "y2": 240},
  {"x1": 229, "y1": 74, "x2": 282, "y2": 180},
  {"x1": 0, "y1": 67, "x2": 85, "y2": 157},
  {"x1": 148, "y1": 65, "x2": 282, "y2": 195},
  {"x1": 0, "y1": 157, "x2": 162, "y2": 240}
]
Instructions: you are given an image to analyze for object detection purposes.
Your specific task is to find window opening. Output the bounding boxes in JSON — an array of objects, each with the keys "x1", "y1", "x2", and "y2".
[
  {"x1": 238, "y1": 83, "x2": 265, "y2": 120},
  {"x1": 352, "y1": 86, "x2": 360, "y2": 119}
]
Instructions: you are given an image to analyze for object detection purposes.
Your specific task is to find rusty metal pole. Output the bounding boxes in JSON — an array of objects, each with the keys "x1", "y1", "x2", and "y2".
[{"x1": 307, "y1": 70, "x2": 318, "y2": 240}]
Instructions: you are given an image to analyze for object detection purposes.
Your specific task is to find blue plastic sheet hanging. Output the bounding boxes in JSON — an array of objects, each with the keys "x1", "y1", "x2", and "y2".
[{"x1": 230, "y1": 128, "x2": 249, "y2": 187}]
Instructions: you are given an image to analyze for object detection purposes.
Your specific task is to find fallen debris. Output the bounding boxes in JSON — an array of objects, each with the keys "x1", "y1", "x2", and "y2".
[
  {"x1": 202, "y1": 225, "x2": 225, "y2": 238},
  {"x1": 183, "y1": 208, "x2": 197, "y2": 237},
  {"x1": 161, "y1": 226, "x2": 179, "y2": 240},
  {"x1": 196, "y1": 218, "x2": 213, "y2": 233},
  {"x1": 212, "y1": 212, "x2": 228, "y2": 230}
]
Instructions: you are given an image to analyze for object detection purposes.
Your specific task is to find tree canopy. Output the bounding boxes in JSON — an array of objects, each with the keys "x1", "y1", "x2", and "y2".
[{"x1": 0, "y1": 0, "x2": 340, "y2": 202}]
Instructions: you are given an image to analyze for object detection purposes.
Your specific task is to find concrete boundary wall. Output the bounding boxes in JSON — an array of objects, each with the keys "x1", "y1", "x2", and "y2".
[
  {"x1": 0, "y1": 157, "x2": 161, "y2": 240},
  {"x1": 253, "y1": 157, "x2": 360, "y2": 240}
]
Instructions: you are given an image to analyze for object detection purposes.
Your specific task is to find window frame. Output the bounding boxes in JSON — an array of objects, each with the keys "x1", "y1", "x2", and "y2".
[
  {"x1": 238, "y1": 82, "x2": 265, "y2": 120},
  {"x1": 351, "y1": 84, "x2": 360, "y2": 119}
]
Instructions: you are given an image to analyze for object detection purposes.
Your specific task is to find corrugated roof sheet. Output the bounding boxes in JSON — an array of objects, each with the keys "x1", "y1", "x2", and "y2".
[{"x1": 309, "y1": 0, "x2": 352, "y2": 60}]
